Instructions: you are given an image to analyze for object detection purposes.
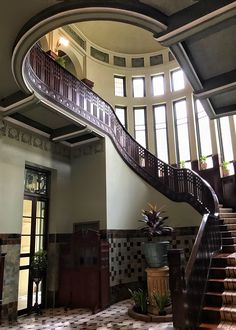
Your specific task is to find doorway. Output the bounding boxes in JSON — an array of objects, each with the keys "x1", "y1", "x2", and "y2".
[{"x1": 17, "y1": 168, "x2": 49, "y2": 315}]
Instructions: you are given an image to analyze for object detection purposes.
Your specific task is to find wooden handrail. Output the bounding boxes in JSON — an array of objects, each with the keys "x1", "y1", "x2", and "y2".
[
  {"x1": 186, "y1": 213, "x2": 221, "y2": 326},
  {"x1": 168, "y1": 213, "x2": 222, "y2": 328},
  {"x1": 24, "y1": 44, "x2": 219, "y2": 215}
]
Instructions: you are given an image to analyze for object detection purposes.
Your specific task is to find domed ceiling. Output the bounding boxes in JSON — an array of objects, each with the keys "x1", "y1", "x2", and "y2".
[{"x1": 75, "y1": 21, "x2": 164, "y2": 54}]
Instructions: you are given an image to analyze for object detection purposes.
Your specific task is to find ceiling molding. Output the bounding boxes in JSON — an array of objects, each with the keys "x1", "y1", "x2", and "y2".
[
  {"x1": 156, "y1": 2, "x2": 236, "y2": 46},
  {"x1": 52, "y1": 126, "x2": 90, "y2": 141},
  {"x1": 169, "y1": 43, "x2": 203, "y2": 91}
]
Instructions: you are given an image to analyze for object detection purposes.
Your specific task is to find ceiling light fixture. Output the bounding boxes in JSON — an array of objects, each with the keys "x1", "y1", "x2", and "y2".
[{"x1": 55, "y1": 37, "x2": 69, "y2": 54}]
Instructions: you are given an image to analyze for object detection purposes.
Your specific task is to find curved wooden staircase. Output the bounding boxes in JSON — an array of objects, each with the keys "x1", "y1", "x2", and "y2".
[
  {"x1": 23, "y1": 44, "x2": 218, "y2": 216},
  {"x1": 200, "y1": 205, "x2": 236, "y2": 329},
  {"x1": 21, "y1": 44, "x2": 224, "y2": 329}
]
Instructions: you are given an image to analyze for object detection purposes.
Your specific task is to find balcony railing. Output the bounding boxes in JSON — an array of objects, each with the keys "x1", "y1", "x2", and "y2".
[{"x1": 24, "y1": 44, "x2": 219, "y2": 215}]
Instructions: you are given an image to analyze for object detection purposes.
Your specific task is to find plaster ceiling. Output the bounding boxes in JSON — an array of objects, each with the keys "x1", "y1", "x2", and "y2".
[
  {"x1": 74, "y1": 21, "x2": 164, "y2": 54},
  {"x1": 0, "y1": 0, "x2": 235, "y2": 128}
]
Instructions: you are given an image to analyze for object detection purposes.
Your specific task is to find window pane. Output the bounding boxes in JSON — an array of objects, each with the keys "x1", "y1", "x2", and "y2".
[
  {"x1": 36, "y1": 218, "x2": 44, "y2": 235},
  {"x1": 20, "y1": 235, "x2": 31, "y2": 254},
  {"x1": 174, "y1": 99, "x2": 191, "y2": 162},
  {"x1": 196, "y1": 100, "x2": 213, "y2": 157},
  {"x1": 114, "y1": 76, "x2": 125, "y2": 97},
  {"x1": 115, "y1": 106, "x2": 126, "y2": 127},
  {"x1": 20, "y1": 257, "x2": 30, "y2": 267},
  {"x1": 35, "y1": 235, "x2": 44, "y2": 252},
  {"x1": 25, "y1": 169, "x2": 48, "y2": 195},
  {"x1": 154, "y1": 105, "x2": 169, "y2": 163},
  {"x1": 220, "y1": 117, "x2": 234, "y2": 161},
  {"x1": 133, "y1": 78, "x2": 145, "y2": 97},
  {"x1": 22, "y1": 217, "x2": 31, "y2": 235},
  {"x1": 32, "y1": 281, "x2": 42, "y2": 306},
  {"x1": 23, "y1": 200, "x2": 32, "y2": 217},
  {"x1": 172, "y1": 69, "x2": 185, "y2": 91},
  {"x1": 152, "y1": 75, "x2": 164, "y2": 96},
  {"x1": 18, "y1": 269, "x2": 29, "y2": 310},
  {"x1": 36, "y1": 201, "x2": 45, "y2": 218},
  {"x1": 134, "y1": 108, "x2": 146, "y2": 148}
]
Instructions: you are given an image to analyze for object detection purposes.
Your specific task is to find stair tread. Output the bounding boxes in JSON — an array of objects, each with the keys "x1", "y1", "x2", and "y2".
[
  {"x1": 204, "y1": 306, "x2": 236, "y2": 311},
  {"x1": 200, "y1": 322, "x2": 236, "y2": 329},
  {"x1": 211, "y1": 267, "x2": 236, "y2": 270},
  {"x1": 204, "y1": 206, "x2": 236, "y2": 327},
  {"x1": 214, "y1": 253, "x2": 236, "y2": 258},
  {"x1": 206, "y1": 291, "x2": 223, "y2": 296},
  {"x1": 209, "y1": 278, "x2": 236, "y2": 282},
  {"x1": 199, "y1": 323, "x2": 219, "y2": 329}
]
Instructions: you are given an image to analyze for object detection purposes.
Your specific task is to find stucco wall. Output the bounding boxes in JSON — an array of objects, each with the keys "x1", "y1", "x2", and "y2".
[
  {"x1": 70, "y1": 140, "x2": 107, "y2": 229},
  {"x1": 105, "y1": 138, "x2": 201, "y2": 230}
]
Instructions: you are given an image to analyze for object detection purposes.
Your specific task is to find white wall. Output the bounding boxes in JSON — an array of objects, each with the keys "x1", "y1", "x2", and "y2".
[
  {"x1": 105, "y1": 138, "x2": 201, "y2": 230},
  {"x1": 70, "y1": 141, "x2": 107, "y2": 229}
]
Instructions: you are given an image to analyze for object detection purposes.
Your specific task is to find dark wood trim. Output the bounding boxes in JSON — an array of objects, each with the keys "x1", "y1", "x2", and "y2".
[{"x1": 0, "y1": 254, "x2": 6, "y2": 319}]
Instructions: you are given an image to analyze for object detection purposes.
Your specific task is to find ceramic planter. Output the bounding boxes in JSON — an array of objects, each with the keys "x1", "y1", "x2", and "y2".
[{"x1": 142, "y1": 241, "x2": 170, "y2": 268}]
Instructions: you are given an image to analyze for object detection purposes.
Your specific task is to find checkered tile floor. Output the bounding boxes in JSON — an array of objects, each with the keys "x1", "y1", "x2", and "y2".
[{"x1": 0, "y1": 300, "x2": 174, "y2": 329}]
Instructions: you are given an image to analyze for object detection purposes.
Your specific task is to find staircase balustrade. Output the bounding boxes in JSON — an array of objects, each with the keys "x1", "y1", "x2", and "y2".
[
  {"x1": 168, "y1": 213, "x2": 222, "y2": 328},
  {"x1": 24, "y1": 44, "x2": 218, "y2": 215}
]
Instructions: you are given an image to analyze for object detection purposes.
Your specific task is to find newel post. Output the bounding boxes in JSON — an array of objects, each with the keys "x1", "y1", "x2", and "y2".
[{"x1": 168, "y1": 249, "x2": 186, "y2": 329}]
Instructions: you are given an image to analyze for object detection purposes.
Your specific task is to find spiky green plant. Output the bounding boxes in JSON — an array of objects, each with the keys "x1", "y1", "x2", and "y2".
[
  {"x1": 152, "y1": 291, "x2": 170, "y2": 315},
  {"x1": 128, "y1": 288, "x2": 148, "y2": 314}
]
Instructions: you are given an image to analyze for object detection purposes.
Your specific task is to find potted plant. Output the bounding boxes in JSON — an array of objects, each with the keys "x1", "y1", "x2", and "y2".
[
  {"x1": 199, "y1": 155, "x2": 207, "y2": 170},
  {"x1": 221, "y1": 161, "x2": 230, "y2": 177},
  {"x1": 179, "y1": 160, "x2": 186, "y2": 169},
  {"x1": 30, "y1": 250, "x2": 47, "y2": 314},
  {"x1": 152, "y1": 291, "x2": 171, "y2": 316},
  {"x1": 140, "y1": 203, "x2": 173, "y2": 268},
  {"x1": 128, "y1": 288, "x2": 148, "y2": 315},
  {"x1": 55, "y1": 56, "x2": 66, "y2": 68}
]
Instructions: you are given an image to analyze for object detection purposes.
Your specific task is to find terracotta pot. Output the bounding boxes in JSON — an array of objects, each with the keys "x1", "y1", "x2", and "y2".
[
  {"x1": 223, "y1": 168, "x2": 230, "y2": 177},
  {"x1": 200, "y1": 161, "x2": 207, "y2": 170}
]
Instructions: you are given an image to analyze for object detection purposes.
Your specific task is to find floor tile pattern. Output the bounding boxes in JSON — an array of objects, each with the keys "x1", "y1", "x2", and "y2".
[{"x1": 0, "y1": 300, "x2": 174, "y2": 330}]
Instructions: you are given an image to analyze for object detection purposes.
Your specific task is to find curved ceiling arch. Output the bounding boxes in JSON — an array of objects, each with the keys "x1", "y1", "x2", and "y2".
[{"x1": 12, "y1": 1, "x2": 167, "y2": 93}]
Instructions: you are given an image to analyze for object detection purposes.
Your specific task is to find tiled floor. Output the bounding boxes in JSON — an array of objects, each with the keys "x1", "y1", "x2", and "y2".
[{"x1": 0, "y1": 300, "x2": 174, "y2": 329}]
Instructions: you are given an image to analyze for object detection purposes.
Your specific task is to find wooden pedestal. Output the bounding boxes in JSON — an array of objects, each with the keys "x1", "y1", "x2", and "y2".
[{"x1": 146, "y1": 266, "x2": 169, "y2": 315}]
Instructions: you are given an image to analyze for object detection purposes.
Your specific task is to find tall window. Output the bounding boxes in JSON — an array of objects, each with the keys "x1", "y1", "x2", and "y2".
[
  {"x1": 218, "y1": 116, "x2": 234, "y2": 174},
  {"x1": 174, "y1": 99, "x2": 191, "y2": 167},
  {"x1": 114, "y1": 75, "x2": 126, "y2": 97},
  {"x1": 115, "y1": 106, "x2": 127, "y2": 128},
  {"x1": 153, "y1": 104, "x2": 169, "y2": 163},
  {"x1": 134, "y1": 107, "x2": 147, "y2": 148},
  {"x1": 152, "y1": 74, "x2": 164, "y2": 96},
  {"x1": 18, "y1": 167, "x2": 49, "y2": 315},
  {"x1": 132, "y1": 77, "x2": 145, "y2": 97},
  {"x1": 195, "y1": 100, "x2": 213, "y2": 167},
  {"x1": 171, "y1": 69, "x2": 185, "y2": 91}
]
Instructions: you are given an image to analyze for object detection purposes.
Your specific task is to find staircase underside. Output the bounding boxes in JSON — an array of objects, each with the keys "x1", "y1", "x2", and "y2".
[{"x1": 200, "y1": 207, "x2": 236, "y2": 329}]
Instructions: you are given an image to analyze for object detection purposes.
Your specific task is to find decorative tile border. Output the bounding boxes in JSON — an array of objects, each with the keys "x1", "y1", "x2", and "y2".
[
  {"x1": 0, "y1": 121, "x2": 70, "y2": 159},
  {"x1": 72, "y1": 139, "x2": 104, "y2": 158},
  {"x1": 0, "y1": 235, "x2": 20, "y2": 245}
]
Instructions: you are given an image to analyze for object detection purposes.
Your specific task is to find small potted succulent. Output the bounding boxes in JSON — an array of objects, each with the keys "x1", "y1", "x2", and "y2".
[
  {"x1": 199, "y1": 155, "x2": 207, "y2": 170},
  {"x1": 179, "y1": 160, "x2": 186, "y2": 169},
  {"x1": 221, "y1": 161, "x2": 230, "y2": 177},
  {"x1": 140, "y1": 203, "x2": 173, "y2": 268}
]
